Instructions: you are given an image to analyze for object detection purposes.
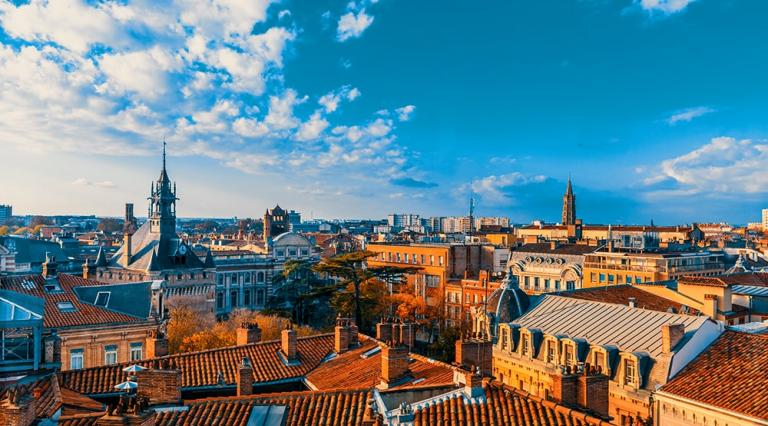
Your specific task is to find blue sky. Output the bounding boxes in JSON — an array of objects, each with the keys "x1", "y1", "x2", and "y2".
[{"x1": 1, "y1": 0, "x2": 767, "y2": 224}]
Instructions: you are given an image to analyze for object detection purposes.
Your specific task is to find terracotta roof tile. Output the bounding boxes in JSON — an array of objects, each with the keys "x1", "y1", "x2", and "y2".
[
  {"x1": 557, "y1": 285, "x2": 699, "y2": 315},
  {"x1": 0, "y1": 274, "x2": 144, "y2": 328},
  {"x1": 409, "y1": 382, "x2": 608, "y2": 426},
  {"x1": 59, "y1": 334, "x2": 335, "y2": 395},
  {"x1": 660, "y1": 331, "x2": 768, "y2": 420},
  {"x1": 0, "y1": 374, "x2": 102, "y2": 420},
  {"x1": 513, "y1": 243, "x2": 597, "y2": 255},
  {"x1": 306, "y1": 337, "x2": 455, "y2": 390}
]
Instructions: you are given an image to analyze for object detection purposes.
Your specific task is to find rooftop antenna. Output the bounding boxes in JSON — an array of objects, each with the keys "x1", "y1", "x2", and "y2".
[
  {"x1": 162, "y1": 138, "x2": 167, "y2": 171},
  {"x1": 468, "y1": 189, "x2": 475, "y2": 235}
]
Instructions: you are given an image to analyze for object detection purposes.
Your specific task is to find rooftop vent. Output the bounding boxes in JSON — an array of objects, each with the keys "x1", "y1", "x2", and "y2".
[{"x1": 56, "y1": 301, "x2": 76, "y2": 313}]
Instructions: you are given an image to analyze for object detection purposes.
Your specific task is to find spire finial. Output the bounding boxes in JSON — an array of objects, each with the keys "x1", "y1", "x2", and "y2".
[{"x1": 162, "y1": 139, "x2": 167, "y2": 171}]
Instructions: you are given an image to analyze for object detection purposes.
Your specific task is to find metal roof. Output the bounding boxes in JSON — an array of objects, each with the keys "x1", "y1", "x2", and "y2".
[
  {"x1": 731, "y1": 285, "x2": 768, "y2": 297},
  {"x1": 512, "y1": 295, "x2": 709, "y2": 358}
]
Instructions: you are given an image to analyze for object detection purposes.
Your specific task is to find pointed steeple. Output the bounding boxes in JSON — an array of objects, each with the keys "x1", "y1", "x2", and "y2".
[
  {"x1": 147, "y1": 248, "x2": 161, "y2": 272},
  {"x1": 95, "y1": 246, "x2": 108, "y2": 267},
  {"x1": 565, "y1": 175, "x2": 573, "y2": 196},
  {"x1": 562, "y1": 176, "x2": 576, "y2": 226},
  {"x1": 203, "y1": 249, "x2": 215, "y2": 268}
]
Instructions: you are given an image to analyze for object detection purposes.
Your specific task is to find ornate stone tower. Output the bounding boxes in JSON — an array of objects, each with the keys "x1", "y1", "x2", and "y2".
[
  {"x1": 561, "y1": 177, "x2": 576, "y2": 226},
  {"x1": 148, "y1": 142, "x2": 178, "y2": 238}
]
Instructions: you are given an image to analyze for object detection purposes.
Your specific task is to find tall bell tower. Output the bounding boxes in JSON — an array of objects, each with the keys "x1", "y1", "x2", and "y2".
[
  {"x1": 148, "y1": 141, "x2": 178, "y2": 238},
  {"x1": 561, "y1": 177, "x2": 576, "y2": 226}
]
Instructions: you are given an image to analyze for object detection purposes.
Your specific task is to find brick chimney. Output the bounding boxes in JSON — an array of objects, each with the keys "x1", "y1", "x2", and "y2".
[
  {"x1": 376, "y1": 320, "x2": 393, "y2": 342},
  {"x1": 43, "y1": 331, "x2": 61, "y2": 365},
  {"x1": 551, "y1": 369, "x2": 578, "y2": 406},
  {"x1": 0, "y1": 390, "x2": 36, "y2": 426},
  {"x1": 577, "y1": 366, "x2": 609, "y2": 418},
  {"x1": 42, "y1": 253, "x2": 57, "y2": 278},
  {"x1": 123, "y1": 203, "x2": 137, "y2": 267},
  {"x1": 335, "y1": 317, "x2": 351, "y2": 354},
  {"x1": 379, "y1": 344, "x2": 410, "y2": 388},
  {"x1": 454, "y1": 369, "x2": 484, "y2": 399},
  {"x1": 454, "y1": 337, "x2": 493, "y2": 376},
  {"x1": 661, "y1": 323, "x2": 685, "y2": 354},
  {"x1": 236, "y1": 357, "x2": 253, "y2": 396},
  {"x1": 145, "y1": 330, "x2": 169, "y2": 358},
  {"x1": 96, "y1": 395, "x2": 157, "y2": 426},
  {"x1": 398, "y1": 323, "x2": 415, "y2": 348},
  {"x1": 236, "y1": 322, "x2": 262, "y2": 346},
  {"x1": 281, "y1": 328, "x2": 297, "y2": 361},
  {"x1": 82, "y1": 259, "x2": 96, "y2": 280},
  {"x1": 703, "y1": 294, "x2": 718, "y2": 318},
  {"x1": 136, "y1": 368, "x2": 181, "y2": 405}
]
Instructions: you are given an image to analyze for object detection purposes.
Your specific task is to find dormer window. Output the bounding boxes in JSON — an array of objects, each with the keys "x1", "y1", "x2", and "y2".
[
  {"x1": 624, "y1": 359, "x2": 637, "y2": 386},
  {"x1": 564, "y1": 344, "x2": 574, "y2": 367},
  {"x1": 501, "y1": 329, "x2": 509, "y2": 350},
  {"x1": 547, "y1": 341, "x2": 556, "y2": 363},
  {"x1": 594, "y1": 351, "x2": 606, "y2": 373},
  {"x1": 56, "y1": 301, "x2": 76, "y2": 312},
  {"x1": 521, "y1": 335, "x2": 529, "y2": 356},
  {"x1": 94, "y1": 291, "x2": 110, "y2": 307}
]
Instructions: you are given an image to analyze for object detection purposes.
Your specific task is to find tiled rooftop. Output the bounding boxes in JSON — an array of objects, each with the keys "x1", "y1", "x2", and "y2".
[
  {"x1": 556, "y1": 285, "x2": 699, "y2": 315},
  {"x1": 661, "y1": 331, "x2": 768, "y2": 421},
  {"x1": 679, "y1": 272, "x2": 768, "y2": 288},
  {"x1": 59, "y1": 334, "x2": 336, "y2": 394},
  {"x1": 306, "y1": 337, "x2": 455, "y2": 390},
  {"x1": 410, "y1": 383, "x2": 610, "y2": 425},
  {"x1": 513, "y1": 242, "x2": 597, "y2": 255},
  {"x1": 0, "y1": 373, "x2": 103, "y2": 420},
  {"x1": 0, "y1": 274, "x2": 144, "y2": 328}
]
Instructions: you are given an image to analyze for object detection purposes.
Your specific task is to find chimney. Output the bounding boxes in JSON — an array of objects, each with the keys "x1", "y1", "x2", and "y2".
[
  {"x1": 551, "y1": 369, "x2": 578, "y2": 407},
  {"x1": 236, "y1": 322, "x2": 262, "y2": 346},
  {"x1": 454, "y1": 337, "x2": 493, "y2": 377},
  {"x1": 0, "y1": 390, "x2": 36, "y2": 426},
  {"x1": 628, "y1": 297, "x2": 636, "y2": 308},
  {"x1": 42, "y1": 253, "x2": 57, "y2": 278},
  {"x1": 136, "y1": 368, "x2": 182, "y2": 405},
  {"x1": 281, "y1": 328, "x2": 297, "y2": 361},
  {"x1": 661, "y1": 323, "x2": 685, "y2": 354},
  {"x1": 123, "y1": 203, "x2": 137, "y2": 267},
  {"x1": 145, "y1": 330, "x2": 169, "y2": 358},
  {"x1": 577, "y1": 366, "x2": 609, "y2": 418},
  {"x1": 380, "y1": 344, "x2": 410, "y2": 388},
  {"x1": 96, "y1": 395, "x2": 157, "y2": 426},
  {"x1": 335, "y1": 317, "x2": 351, "y2": 354},
  {"x1": 376, "y1": 320, "x2": 393, "y2": 342},
  {"x1": 43, "y1": 332, "x2": 61, "y2": 365},
  {"x1": 236, "y1": 357, "x2": 253, "y2": 396},
  {"x1": 398, "y1": 322, "x2": 415, "y2": 348},
  {"x1": 454, "y1": 369, "x2": 484, "y2": 399},
  {"x1": 82, "y1": 259, "x2": 96, "y2": 280},
  {"x1": 703, "y1": 294, "x2": 718, "y2": 319}
]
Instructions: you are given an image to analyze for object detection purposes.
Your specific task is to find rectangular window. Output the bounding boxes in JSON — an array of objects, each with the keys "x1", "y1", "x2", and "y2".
[
  {"x1": 501, "y1": 330, "x2": 509, "y2": 350},
  {"x1": 289, "y1": 249, "x2": 297, "y2": 257},
  {"x1": 635, "y1": 277, "x2": 642, "y2": 284},
  {"x1": 230, "y1": 290, "x2": 238, "y2": 307},
  {"x1": 130, "y1": 342, "x2": 143, "y2": 361},
  {"x1": 566, "y1": 281, "x2": 575, "y2": 290},
  {"x1": 534, "y1": 277, "x2": 540, "y2": 290},
  {"x1": 547, "y1": 341, "x2": 556, "y2": 363},
  {"x1": 608, "y1": 274, "x2": 615, "y2": 282},
  {"x1": 544, "y1": 279, "x2": 550, "y2": 290},
  {"x1": 590, "y1": 272, "x2": 597, "y2": 282},
  {"x1": 439, "y1": 256, "x2": 444, "y2": 266},
  {"x1": 430, "y1": 255, "x2": 434, "y2": 265},
  {"x1": 595, "y1": 351, "x2": 606, "y2": 373},
  {"x1": 244, "y1": 289, "x2": 251, "y2": 306},
  {"x1": 71, "y1": 348, "x2": 84, "y2": 370},
  {"x1": 624, "y1": 359, "x2": 637, "y2": 385},
  {"x1": 396, "y1": 253, "x2": 401, "y2": 262},
  {"x1": 599, "y1": 273, "x2": 606, "y2": 283},
  {"x1": 524, "y1": 276, "x2": 530, "y2": 289},
  {"x1": 421, "y1": 255, "x2": 426, "y2": 264},
  {"x1": 216, "y1": 292, "x2": 224, "y2": 309},
  {"x1": 554, "y1": 280, "x2": 560, "y2": 290},
  {"x1": 521, "y1": 335, "x2": 529, "y2": 355},
  {"x1": 564, "y1": 344, "x2": 573, "y2": 367},
  {"x1": 104, "y1": 345, "x2": 118, "y2": 365},
  {"x1": 626, "y1": 275, "x2": 632, "y2": 284},
  {"x1": 300, "y1": 248, "x2": 308, "y2": 256},
  {"x1": 276, "y1": 249, "x2": 285, "y2": 257}
]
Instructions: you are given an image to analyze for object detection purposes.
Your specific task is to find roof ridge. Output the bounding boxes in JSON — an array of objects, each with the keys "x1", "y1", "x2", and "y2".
[
  {"x1": 161, "y1": 333, "x2": 334, "y2": 358},
  {"x1": 186, "y1": 387, "x2": 371, "y2": 404}
]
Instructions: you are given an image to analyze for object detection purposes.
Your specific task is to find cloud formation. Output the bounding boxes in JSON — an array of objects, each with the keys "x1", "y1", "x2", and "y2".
[
  {"x1": 643, "y1": 137, "x2": 768, "y2": 195},
  {"x1": 666, "y1": 106, "x2": 715, "y2": 125},
  {"x1": 637, "y1": 0, "x2": 697, "y2": 14}
]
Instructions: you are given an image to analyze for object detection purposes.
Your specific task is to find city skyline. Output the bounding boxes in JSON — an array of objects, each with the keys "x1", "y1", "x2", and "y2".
[{"x1": 2, "y1": 0, "x2": 768, "y2": 223}]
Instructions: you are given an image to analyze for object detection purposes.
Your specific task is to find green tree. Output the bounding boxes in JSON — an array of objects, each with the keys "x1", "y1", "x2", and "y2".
[{"x1": 312, "y1": 250, "x2": 420, "y2": 329}]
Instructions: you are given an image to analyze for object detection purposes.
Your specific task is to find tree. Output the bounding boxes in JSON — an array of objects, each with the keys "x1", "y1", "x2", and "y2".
[
  {"x1": 29, "y1": 216, "x2": 53, "y2": 227},
  {"x1": 13, "y1": 227, "x2": 31, "y2": 235},
  {"x1": 0, "y1": 225, "x2": 9, "y2": 236},
  {"x1": 331, "y1": 279, "x2": 390, "y2": 329},
  {"x1": 266, "y1": 259, "x2": 336, "y2": 326},
  {"x1": 391, "y1": 293, "x2": 427, "y2": 322},
  {"x1": 166, "y1": 298, "x2": 215, "y2": 353},
  {"x1": 313, "y1": 250, "x2": 420, "y2": 329},
  {"x1": 98, "y1": 218, "x2": 123, "y2": 233}
]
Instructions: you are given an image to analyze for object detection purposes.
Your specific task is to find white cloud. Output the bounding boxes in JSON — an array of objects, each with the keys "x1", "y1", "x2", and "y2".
[
  {"x1": 469, "y1": 173, "x2": 547, "y2": 204},
  {"x1": 100, "y1": 46, "x2": 182, "y2": 100},
  {"x1": 318, "y1": 85, "x2": 361, "y2": 113},
  {"x1": 264, "y1": 89, "x2": 302, "y2": 130},
  {"x1": 644, "y1": 137, "x2": 768, "y2": 195},
  {"x1": 337, "y1": 9, "x2": 374, "y2": 41},
  {"x1": 295, "y1": 112, "x2": 329, "y2": 141},
  {"x1": 395, "y1": 105, "x2": 416, "y2": 121},
  {"x1": 72, "y1": 177, "x2": 116, "y2": 188},
  {"x1": 637, "y1": 0, "x2": 697, "y2": 14},
  {"x1": 666, "y1": 106, "x2": 715, "y2": 125}
]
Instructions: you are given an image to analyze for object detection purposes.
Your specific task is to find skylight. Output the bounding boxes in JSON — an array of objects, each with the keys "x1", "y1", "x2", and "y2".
[
  {"x1": 94, "y1": 292, "x2": 110, "y2": 307},
  {"x1": 56, "y1": 301, "x2": 76, "y2": 312}
]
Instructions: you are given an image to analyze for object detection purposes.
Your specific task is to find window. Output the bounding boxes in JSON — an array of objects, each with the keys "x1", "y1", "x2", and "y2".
[
  {"x1": 256, "y1": 289, "x2": 265, "y2": 306},
  {"x1": 94, "y1": 291, "x2": 110, "y2": 307},
  {"x1": 130, "y1": 342, "x2": 143, "y2": 361},
  {"x1": 396, "y1": 253, "x2": 401, "y2": 262},
  {"x1": 104, "y1": 345, "x2": 118, "y2": 365},
  {"x1": 57, "y1": 301, "x2": 76, "y2": 312},
  {"x1": 626, "y1": 275, "x2": 632, "y2": 284},
  {"x1": 635, "y1": 277, "x2": 642, "y2": 284},
  {"x1": 547, "y1": 341, "x2": 556, "y2": 363},
  {"x1": 524, "y1": 276, "x2": 530, "y2": 289},
  {"x1": 276, "y1": 249, "x2": 285, "y2": 257},
  {"x1": 430, "y1": 255, "x2": 434, "y2": 265},
  {"x1": 554, "y1": 280, "x2": 560, "y2": 290},
  {"x1": 599, "y1": 273, "x2": 606, "y2": 283},
  {"x1": 544, "y1": 279, "x2": 550, "y2": 290},
  {"x1": 564, "y1": 344, "x2": 574, "y2": 367},
  {"x1": 257, "y1": 272, "x2": 265, "y2": 282},
  {"x1": 521, "y1": 335, "x2": 529, "y2": 355},
  {"x1": 439, "y1": 256, "x2": 444, "y2": 266},
  {"x1": 624, "y1": 359, "x2": 637, "y2": 385},
  {"x1": 289, "y1": 249, "x2": 297, "y2": 257},
  {"x1": 230, "y1": 290, "x2": 238, "y2": 307},
  {"x1": 218, "y1": 275, "x2": 224, "y2": 285},
  {"x1": 608, "y1": 274, "x2": 615, "y2": 283},
  {"x1": 244, "y1": 289, "x2": 251, "y2": 306},
  {"x1": 591, "y1": 272, "x2": 597, "y2": 282},
  {"x1": 421, "y1": 255, "x2": 426, "y2": 264},
  {"x1": 244, "y1": 273, "x2": 251, "y2": 284},
  {"x1": 501, "y1": 330, "x2": 509, "y2": 349},
  {"x1": 300, "y1": 248, "x2": 308, "y2": 256},
  {"x1": 595, "y1": 351, "x2": 606, "y2": 372},
  {"x1": 216, "y1": 292, "x2": 224, "y2": 309},
  {"x1": 534, "y1": 277, "x2": 540, "y2": 290},
  {"x1": 566, "y1": 281, "x2": 575, "y2": 290},
  {"x1": 177, "y1": 273, "x2": 183, "y2": 280},
  {"x1": 70, "y1": 349, "x2": 84, "y2": 370}
]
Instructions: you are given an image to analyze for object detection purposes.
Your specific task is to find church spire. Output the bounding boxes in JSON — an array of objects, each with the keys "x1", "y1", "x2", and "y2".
[
  {"x1": 149, "y1": 141, "x2": 178, "y2": 236},
  {"x1": 562, "y1": 176, "x2": 576, "y2": 226}
]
